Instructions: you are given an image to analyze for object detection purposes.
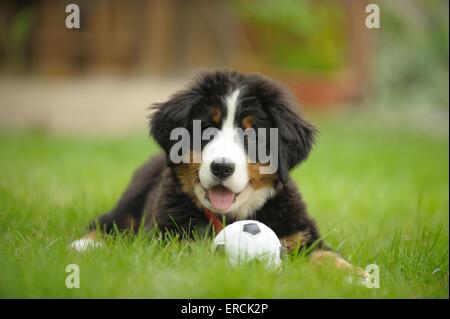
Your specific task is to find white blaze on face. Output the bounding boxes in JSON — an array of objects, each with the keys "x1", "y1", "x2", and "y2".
[
  {"x1": 196, "y1": 89, "x2": 248, "y2": 212},
  {"x1": 222, "y1": 89, "x2": 240, "y2": 129},
  {"x1": 199, "y1": 89, "x2": 248, "y2": 193}
]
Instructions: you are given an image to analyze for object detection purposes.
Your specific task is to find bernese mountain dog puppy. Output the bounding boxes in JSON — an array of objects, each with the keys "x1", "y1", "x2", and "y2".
[{"x1": 72, "y1": 70, "x2": 366, "y2": 277}]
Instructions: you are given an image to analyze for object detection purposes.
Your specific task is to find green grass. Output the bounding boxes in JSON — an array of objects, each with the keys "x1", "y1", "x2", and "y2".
[{"x1": 0, "y1": 113, "x2": 448, "y2": 298}]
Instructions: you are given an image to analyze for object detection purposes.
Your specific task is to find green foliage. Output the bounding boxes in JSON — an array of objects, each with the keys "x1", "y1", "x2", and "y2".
[
  {"x1": 233, "y1": 0, "x2": 347, "y2": 71},
  {"x1": 368, "y1": 0, "x2": 449, "y2": 109}
]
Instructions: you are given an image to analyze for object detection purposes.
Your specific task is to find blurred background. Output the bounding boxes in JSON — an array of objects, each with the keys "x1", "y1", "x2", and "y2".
[{"x1": 0, "y1": 0, "x2": 448, "y2": 134}]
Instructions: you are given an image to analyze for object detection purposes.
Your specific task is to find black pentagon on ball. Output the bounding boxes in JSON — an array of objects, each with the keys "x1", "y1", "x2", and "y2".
[{"x1": 243, "y1": 223, "x2": 261, "y2": 235}]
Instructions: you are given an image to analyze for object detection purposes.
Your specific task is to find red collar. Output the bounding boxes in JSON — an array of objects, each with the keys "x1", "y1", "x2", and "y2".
[{"x1": 204, "y1": 209, "x2": 223, "y2": 233}]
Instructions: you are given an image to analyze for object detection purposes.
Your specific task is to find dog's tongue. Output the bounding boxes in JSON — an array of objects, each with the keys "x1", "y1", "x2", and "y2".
[{"x1": 208, "y1": 185, "x2": 235, "y2": 211}]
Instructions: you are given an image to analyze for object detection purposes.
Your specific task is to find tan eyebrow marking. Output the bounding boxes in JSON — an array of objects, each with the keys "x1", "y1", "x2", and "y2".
[
  {"x1": 242, "y1": 115, "x2": 253, "y2": 129},
  {"x1": 211, "y1": 106, "x2": 222, "y2": 125}
]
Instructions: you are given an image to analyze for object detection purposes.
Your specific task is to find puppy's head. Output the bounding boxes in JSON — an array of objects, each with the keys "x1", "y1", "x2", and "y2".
[{"x1": 150, "y1": 70, "x2": 316, "y2": 219}]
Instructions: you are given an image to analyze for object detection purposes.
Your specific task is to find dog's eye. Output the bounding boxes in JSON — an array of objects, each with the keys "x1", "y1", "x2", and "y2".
[
  {"x1": 201, "y1": 121, "x2": 215, "y2": 130},
  {"x1": 247, "y1": 133, "x2": 257, "y2": 142}
]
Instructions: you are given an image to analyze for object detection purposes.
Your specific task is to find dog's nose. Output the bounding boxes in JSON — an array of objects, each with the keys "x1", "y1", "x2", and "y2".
[{"x1": 210, "y1": 158, "x2": 235, "y2": 179}]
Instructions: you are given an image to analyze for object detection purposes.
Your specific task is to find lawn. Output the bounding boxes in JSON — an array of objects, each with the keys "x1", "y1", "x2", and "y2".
[{"x1": 0, "y1": 112, "x2": 448, "y2": 298}]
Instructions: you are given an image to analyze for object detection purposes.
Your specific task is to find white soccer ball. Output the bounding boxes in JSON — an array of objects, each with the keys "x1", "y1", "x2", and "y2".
[{"x1": 213, "y1": 220, "x2": 283, "y2": 269}]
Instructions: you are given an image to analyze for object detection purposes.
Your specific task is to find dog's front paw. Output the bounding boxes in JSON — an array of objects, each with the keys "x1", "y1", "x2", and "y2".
[
  {"x1": 69, "y1": 231, "x2": 102, "y2": 252},
  {"x1": 70, "y1": 238, "x2": 102, "y2": 252}
]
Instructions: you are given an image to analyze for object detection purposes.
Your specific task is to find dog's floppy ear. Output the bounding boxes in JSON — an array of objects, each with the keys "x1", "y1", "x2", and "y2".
[
  {"x1": 270, "y1": 100, "x2": 317, "y2": 184},
  {"x1": 150, "y1": 90, "x2": 200, "y2": 160}
]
